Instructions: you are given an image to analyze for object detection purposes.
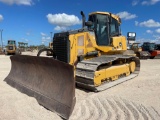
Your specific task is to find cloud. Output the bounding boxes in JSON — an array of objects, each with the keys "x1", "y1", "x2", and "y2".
[
  {"x1": 138, "y1": 19, "x2": 160, "y2": 27},
  {"x1": 142, "y1": 0, "x2": 160, "y2": 5},
  {"x1": 135, "y1": 21, "x2": 139, "y2": 26},
  {"x1": 136, "y1": 37, "x2": 160, "y2": 43},
  {"x1": 54, "y1": 26, "x2": 67, "y2": 31},
  {"x1": 153, "y1": 35, "x2": 160, "y2": 41},
  {"x1": 139, "y1": 35, "x2": 160, "y2": 43},
  {"x1": 21, "y1": 38, "x2": 29, "y2": 42},
  {"x1": 150, "y1": 39, "x2": 159, "y2": 43},
  {"x1": 41, "y1": 32, "x2": 52, "y2": 43},
  {"x1": 0, "y1": 14, "x2": 3, "y2": 22},
  {"x1": 42, "y1": 36, "x2": 51, "y2": 42},
  {"x1": 132, "y1": 0, "x2": 139, "y2": 6},
  {"x1": 116, "y1": 11, "x2": 137, "y2": 20},
  {"x1": 41, "y1": 32, "x2": 46, "y2": 36},
  {"x1": 155, "y1": 28, "x2": 160, "y2": 33},
  {"x1": 25, "y1": 39, "x2": 29, "y2": 42},
  {"x1": 136, "y1": 37, "x2": 149, "y2": 43},
  {"x1": 146, "y1": 30, "x2": 153, "y2": 33},
  {"x1": 26, "y1": 32, "x2": 30, "y2": 36},
  {"x1": 0, "y1": 0, "x2": 34, "y2": 5},
  {"x1": 46, "y1": 13, "x2": 81, "y2": 31}
]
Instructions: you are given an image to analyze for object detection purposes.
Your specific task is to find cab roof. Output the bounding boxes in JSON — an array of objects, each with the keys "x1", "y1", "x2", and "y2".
[{"x1": 89, "y1": 11, "x2": 121, "y2": 24}]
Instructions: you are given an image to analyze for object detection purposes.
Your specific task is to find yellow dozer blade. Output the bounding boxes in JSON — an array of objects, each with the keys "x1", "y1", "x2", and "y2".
[{"x1": 4, "y1": 55, "x2": 76, "y2": 119}]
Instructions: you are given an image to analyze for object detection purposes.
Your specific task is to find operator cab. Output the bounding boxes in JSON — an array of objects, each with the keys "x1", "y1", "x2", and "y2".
[
  {"x1": 8, "y1": 40, "x2": 16, "y2": 45},
  {"x1": 88, "y1": 12, "x2": 121, "y2": 46},
  {"x1": 142, "y1": 42, "x2": 157, "y2": 51}
]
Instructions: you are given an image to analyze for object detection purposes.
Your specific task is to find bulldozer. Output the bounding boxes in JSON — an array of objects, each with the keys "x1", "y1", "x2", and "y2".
[
  {"x1": 37, "y1": 42, "x2": 53, "y2": 56},
  {"x1": 142, "y1": 42, "x2": 160, "y2": 59},
  {"x1": 47, "y1": 42, "x2": 53, "y2": 56},
  {"x1": 129, "y1": 42, "x2": 150, "y2": 59},
  {"x1": 5, "y1": 40, "x2": 21, "y2": 55},
  {"x1": 127, "y1": 32, "x2": 150, "y2": 59},
  {"x1": 4, "y1": 11, "x2": 140, "y2": 119}
]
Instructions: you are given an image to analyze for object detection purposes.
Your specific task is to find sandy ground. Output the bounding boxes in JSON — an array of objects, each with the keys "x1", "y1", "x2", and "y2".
[{"x1": 0, "y1": 52, "x2": 160, "y2": 120}]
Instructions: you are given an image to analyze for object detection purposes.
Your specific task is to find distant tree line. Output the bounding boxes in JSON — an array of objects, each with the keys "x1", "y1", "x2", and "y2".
[{"x1": 29, "y1": 44, "x2": 47, "y2": 50}]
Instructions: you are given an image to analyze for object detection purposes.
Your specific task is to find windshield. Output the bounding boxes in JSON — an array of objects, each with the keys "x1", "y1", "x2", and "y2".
[
  {"x1": 96, "y1": 14, "x2": 109, "y2": 45},
  {"x1": 88, "y1": 14, "x2": 119, "y2": 46},
  {"x1": 132, "y1": 44, "x2": 139, "y2": 49},
  {"x1": 143, "y1": 43, "x2": 155, "y2": 51},
  {"x1": 8, "y1": 40, "x2": 15, "y2": 45}
]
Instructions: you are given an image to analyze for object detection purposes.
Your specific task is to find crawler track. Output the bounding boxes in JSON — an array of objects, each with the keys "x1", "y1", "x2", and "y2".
[{"x1": 76, "y1": 55, "x2": 140, "y2": 91}]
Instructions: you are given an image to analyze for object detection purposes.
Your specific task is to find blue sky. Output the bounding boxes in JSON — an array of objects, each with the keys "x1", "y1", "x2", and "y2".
[{"x1": 0, "y1": 0, "x2": 160, "y2": 46}]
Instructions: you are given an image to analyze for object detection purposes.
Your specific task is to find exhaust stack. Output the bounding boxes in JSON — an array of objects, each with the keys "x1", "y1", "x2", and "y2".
[{"x1": 80, "y1": 11, "x2": 86, "y2": 28}]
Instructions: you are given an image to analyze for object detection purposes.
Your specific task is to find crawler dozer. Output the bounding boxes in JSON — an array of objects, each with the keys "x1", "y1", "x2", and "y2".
[
  {"x1": 127, "y1": 32, "x2": 150, "y2": 59},
  {"x1": 142, "y1": 42, "x2": 160, "y2": 59},
  {"x1": 47, "y1": 42, "x2": 53, "y2": 56},
  {"x1": 5, "y1": 40, "x2": 21, "y2": 55},
  {"x1": 37, "y1": 42, "x2": 53, "y2": 56},
  {"x1": 4, "y1": 11, "x2": 140, "y2": 119},
  {"x1": 130, "y1": 42, "x2": 150, "y2": 59}
]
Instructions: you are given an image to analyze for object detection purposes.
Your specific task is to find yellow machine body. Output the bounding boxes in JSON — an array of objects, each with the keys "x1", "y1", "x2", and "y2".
[
  {"x1": 65, "y1": 31, "x2": 137, "y2": 87},
  {"x1": 46, "y1": 42, "x2": 53, "y2": 56},
  {"x1": 57, "y1": 12, "x2": 139, "y2": 88},
  {"x1": 68, "y1": 32, "x2": 127, "y2": 65},
  {"x1": 6, "y1": 40, "x2": 16, "y2": 54}
]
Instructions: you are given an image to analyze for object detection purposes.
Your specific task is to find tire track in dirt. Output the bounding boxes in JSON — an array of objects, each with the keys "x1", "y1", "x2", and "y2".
[
  {"x1": 151, "y1": 107, "x2": 160, "y2": 119},
  {"x1": 83, "y1": 98, "x2": 101, "y2": 120},
  {"x1": 70, "y1": 95, "x2": 160, "y2": 120},
  {"x1": 95, "y1": 98, "x2": 111, "y2": 120},
  {"x1": 107, "y1": 99, "x2": 123, "y2": 120},
  {"x1": 139, "y1": 104, "x2": 156, "y2": 120},
  {"x1": 91, "y1": 98, "x2": 108, "y2": 120},
  {"x1": 132, "y1": 102, "x2": 150, "y2": 120},
  {"x1": 78, "y1": 100, "x2": 91, "y2": 120},
  {"x1": 114, "y1": 99, "x2": 133, "y2": 120},
  {"x1": 122, "y1": 100, "x2": 140, "y2": 119},
  {"x1": 98, "y1": 98, "x2": 112, "y2": 120}
]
